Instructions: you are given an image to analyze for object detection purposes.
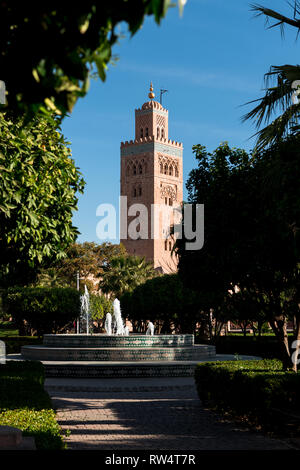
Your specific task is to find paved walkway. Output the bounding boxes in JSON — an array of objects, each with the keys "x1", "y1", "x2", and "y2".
[{"x1": 45, "y1": 378, "x2": 294, "y2": 450}]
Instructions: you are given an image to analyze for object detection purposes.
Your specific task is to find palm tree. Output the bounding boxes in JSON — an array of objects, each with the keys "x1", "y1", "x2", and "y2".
[
  {"x1": 98, "y1": 255, "x2": 158, "y2": 298},
  {"x1": 243, "y1": 2, "x2": 300, "y2": 149},
  {"x1": 34, "y1": 268, "x2": 69, "y2": 288}
]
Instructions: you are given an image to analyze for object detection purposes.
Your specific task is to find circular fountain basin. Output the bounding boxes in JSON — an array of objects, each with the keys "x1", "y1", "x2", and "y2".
[
  {"x1": 21, "y1": 344, "x2": 215, "y2": 362},
  {"x1": 20, "y1": 333, "x2": 217, "y2": 378}
]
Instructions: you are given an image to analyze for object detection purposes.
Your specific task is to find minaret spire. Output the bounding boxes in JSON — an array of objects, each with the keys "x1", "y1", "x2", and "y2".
[{"x1": 148, "y1": 81, "x2": 155, "y2": 101}]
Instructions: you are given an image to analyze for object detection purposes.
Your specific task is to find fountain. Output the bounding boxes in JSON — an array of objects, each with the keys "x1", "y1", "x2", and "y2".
[
  {"x1": 21, "y1": 296, "x2": 216, "y2": 378},
  {"x1": 79, "y1": 285, "x2": 91, "y2": 335},
  {"x1": 112, "y1": 298, "x2": 125, "y2": 335},
  {"x1": 104, "y1": 298, "x2": 130, "y2": 336},
  {"x1": 104, "y1": 312, "x2": 112, "y2": 336},
  {"x1": 146, "y1": 321, "x2": 155, "y2": 336}
]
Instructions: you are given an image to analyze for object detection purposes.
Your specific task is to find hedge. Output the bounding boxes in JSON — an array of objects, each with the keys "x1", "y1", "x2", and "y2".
[
  {"x1": 2, "y1": 287, "x2": 80, "y2": 336},
  {"x1": 195, "y1": 359, "x2": 300, "y2": 435},
  {"x1": 0, "y1": 361, "x2": 64, "y2": 449},
  {"x1": 1, "y1": 336, "x2": 43, "y2": 354}
]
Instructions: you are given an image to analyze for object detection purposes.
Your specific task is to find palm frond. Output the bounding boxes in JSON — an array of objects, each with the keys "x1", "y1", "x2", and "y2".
[
  {"x1": 250, "y1": 3, "x2": 300, "y2": 35},
  {"x1": 253, "y1": 102, "x2": 300, "y2": 150},
  {"x1": 243, "y1": 64, "x2": 300, "y2": 146},
  {"x1": 242, "y1": 81, "x2": 293, "y2": 128}
]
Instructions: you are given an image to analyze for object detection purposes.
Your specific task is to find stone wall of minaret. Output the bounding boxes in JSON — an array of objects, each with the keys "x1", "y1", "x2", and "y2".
[{"x1": 120, "y1": 86, "x2": 183, "y2": 273}]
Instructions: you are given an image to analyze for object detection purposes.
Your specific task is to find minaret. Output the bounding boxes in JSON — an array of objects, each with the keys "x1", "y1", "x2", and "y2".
[{"x1": 120, "y1": 83, "x2": 183, "y2": 273}]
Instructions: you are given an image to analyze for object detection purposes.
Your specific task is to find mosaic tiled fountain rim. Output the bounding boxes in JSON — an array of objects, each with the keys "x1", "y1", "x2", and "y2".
[
  {"x1": 44, "y1": 363, "x2": 197, "y2": 378},
  {"x1": 43, "y1": 334, "x2": 194, "y2": 348},
  {"x1": 21, "y1": 344, "x2": 216, "y2": 362}
]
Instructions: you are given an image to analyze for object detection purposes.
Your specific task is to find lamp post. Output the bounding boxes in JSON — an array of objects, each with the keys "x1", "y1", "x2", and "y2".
[
  {"x1": 0, "y1": 81, "x2": 6, "y2": 104},
  {"x1": 76, "y1": 271, "x2": 84, "y2": 334}
]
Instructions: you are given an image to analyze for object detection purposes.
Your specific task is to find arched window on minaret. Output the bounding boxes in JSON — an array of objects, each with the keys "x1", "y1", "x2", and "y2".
[
  {"x1": 133, "y1": 187, "x2": 137, "y2": 197},
  {"x1": 138, "y1": 164, "x2": 143, "y2": 174},
  {"x1": 160, "y1": 163, "x2": 163, "y2": 174},
  {"x1": 145, "y1": 127, "x2": 149, "y2": 137},
  {"x1": 164, "y1": 164, "x2": 168, "y2": 175},
  {"x1": 175, "y1": 166, "x2": 179, "y2": 177},
  {"x1": 161, "y1": 128, "x2": 164, "y2": 139},
  {"x1": 169, "y1": 166, "x2": 173, "y2": 176},
  {"x1": 164, "y1": 240, "x2": 168, "y2": 251},
  {"x1": 133, "y1": 165, "x2": 137, "y2": 175},
  {"x1": 138, "y1": 186, "x2": 142, "y2": 196},
  {"x1": 140, "y1": 128, "x2": 143, "y2": 138},
  {"x1": 157, "y1": 127, "x2": 160, "y2": 139}
]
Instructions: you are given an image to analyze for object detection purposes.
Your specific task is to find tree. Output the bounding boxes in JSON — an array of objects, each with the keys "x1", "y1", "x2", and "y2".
[
  {"x1": 99, "y1": 254, "x2": 157, "y2": 298},
  {"x1": 178, "y1": 142, "x2": 253, "y2": 303},
  {"x1": 243, "y1": 2, "x2": 300, "y2": 149},
  {"x1": 121, "y1": 273, "x2": 202, "y2": 333},
  {"x1": 176, "y1": 139, "x2": 300, "y2": 370},
  {"x1": 0, "y1": 113, "x2": 85, "y2": 287},
  {"x1": 255, "y1": 135, "x2": 300, "y2": 370},
  {"x1": 2, "y1": 287, "x2": 80, "y2": 336},
  {"x1": 0, "y1": 1, "x2": 181, "y2": 119},
  {"x1": 36, "y1": 241, "x2": 126, "y2": 290},
  {"x1": 90, "y1": 293, "x2": 112, "y2": 331}
]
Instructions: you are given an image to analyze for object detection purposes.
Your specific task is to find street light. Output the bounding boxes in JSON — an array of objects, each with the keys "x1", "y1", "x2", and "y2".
[{"x1": 76, "y1": 271, "x2": 85, "y2": 334}]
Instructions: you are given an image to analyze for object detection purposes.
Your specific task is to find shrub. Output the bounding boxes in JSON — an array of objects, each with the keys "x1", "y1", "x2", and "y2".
[
  {"x1": 2, "y1": 287, "x2": 80, "y2": 336},
  {"x1": 194, "y1": 360, "x2": 300, "y2": 434},
  {"x1": 1, "y1": 336, "x2": 43, "y2": 354},
  {"x1": 0, "y1": 361, "x2": 64, "y2": 449}
]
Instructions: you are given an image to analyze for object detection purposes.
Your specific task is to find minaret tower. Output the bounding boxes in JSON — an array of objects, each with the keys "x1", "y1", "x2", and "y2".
[{"x1": 120, "y1": 83, "x2": 183, "y2": 273}]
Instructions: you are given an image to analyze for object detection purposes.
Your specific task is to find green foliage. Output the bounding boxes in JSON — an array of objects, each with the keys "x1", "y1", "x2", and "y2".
[
  {"x1": 0, "y1": 360, "x2": 45, "y2": 384},
  {"x1": 121, "y1": 273, "x2": 202, "y2": 333},
  {"x1": 177, "y1": 138, "x2": 300, "y2": 367},
  {"x1": 0, "y1": 113, "x2": 85, "y2": 286},
  {"x1": 2, "y1": 287, "x2": 80, "y2": 336},
  {"x1": 0, "y1": 1, "x2": 173, "y2": 118},
  {"x1": 0, "y1": 361, "x2": 64, "y2": 449},
  {"x1": 177, "y1": 142, "x2": 256, "y2": 315},
  {"x1": 34, "y1": 242, "x2": 126, "y2": 292},
  {"x1": 55, "y1": 242, "x2": 126, "y2": 289},
  {"x1": 90, "y1": 293, "x2": 112, "y2": 322},
  {"x1": 1, "y1": 336, "x2": 43, "y2": 354},
  {"x1": 99, "y1": 254, "x2": 157, "y2": 298},
  {"x1": 194, "y1": 359, "x2": 300, "y2": 434}
]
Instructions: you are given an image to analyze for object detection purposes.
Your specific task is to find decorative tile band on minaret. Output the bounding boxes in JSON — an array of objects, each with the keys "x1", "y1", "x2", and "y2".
[{"x1": 120, "y1": 83, "x2": 183, "y2": 274}]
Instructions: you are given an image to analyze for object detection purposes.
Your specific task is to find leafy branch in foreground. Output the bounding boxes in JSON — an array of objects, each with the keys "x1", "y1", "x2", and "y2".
[
  {"x1": 0, "y1": 112, "x2": 85, "y2": 286},
  {"x1": 0, "y1": 1, "x2": 177, "y2": 119}
]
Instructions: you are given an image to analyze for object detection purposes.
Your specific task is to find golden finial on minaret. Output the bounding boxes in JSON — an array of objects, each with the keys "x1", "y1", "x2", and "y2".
[{"x1": 148, "y1": 82, "x2": 155, "y2": 100}]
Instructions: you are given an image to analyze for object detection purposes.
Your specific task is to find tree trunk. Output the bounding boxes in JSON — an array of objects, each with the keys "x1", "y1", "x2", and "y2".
[
  {"x1": 269, "y1": 317, "x2": 293, "y2": 370},
  {"x1": 208, "y1": 310, "x2": 213, "y2": 341},
  {"x1": 292, "y1": 312, "x2": 300, "y2": 373}
]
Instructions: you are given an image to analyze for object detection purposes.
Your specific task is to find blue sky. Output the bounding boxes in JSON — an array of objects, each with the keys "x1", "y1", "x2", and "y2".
[{"x1": 61, "y1": 0, "x2": 299, "y2": 244}]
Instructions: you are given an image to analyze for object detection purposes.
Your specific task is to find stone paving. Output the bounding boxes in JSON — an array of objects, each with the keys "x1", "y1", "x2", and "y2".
[{"x1": 45, "y1": 377, "x2": 295, "y2": 450}]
